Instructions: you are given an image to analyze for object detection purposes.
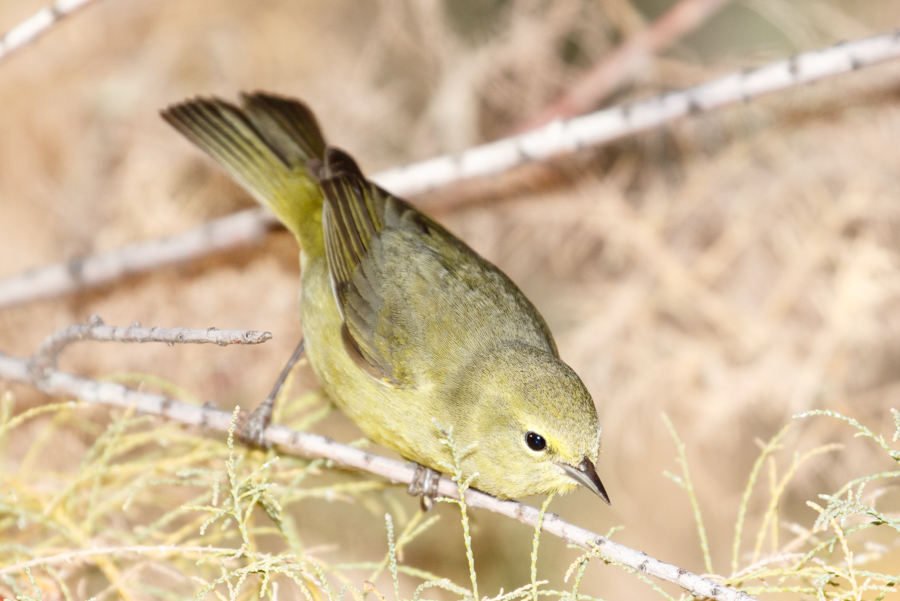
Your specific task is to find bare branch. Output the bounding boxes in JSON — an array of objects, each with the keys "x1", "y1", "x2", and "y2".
[
  {"x1": 0, "y1": 208, "x2": 277, "y2": 309},
  {"x1": 0, "y1": 0, "x2": 101, "y2": 62},
  {"x1": 0, "y1": 31, "x2": 897, "y2": 309},
  {"x1": 373, "y1": 30, "x2": 900, "y2": 195},
  {"x1": 524, "y1": 0, "x2": 736, "y2": 129},
  {"x1": 28, "y1": 316, "x2": 272, "y2": 377},
  {"x1": 0, "y1": 349, "x2": 754, "y2": 601}
]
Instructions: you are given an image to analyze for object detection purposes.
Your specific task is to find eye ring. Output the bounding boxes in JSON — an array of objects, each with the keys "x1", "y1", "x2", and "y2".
[{"x1": 525, "y1": 431, "x2": 547, "y2": 452}]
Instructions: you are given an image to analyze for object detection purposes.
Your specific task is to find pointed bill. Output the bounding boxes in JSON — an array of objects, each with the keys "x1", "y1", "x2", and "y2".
[{"x1": 556, "y1": 457, "x2": 611, "y2": 505}]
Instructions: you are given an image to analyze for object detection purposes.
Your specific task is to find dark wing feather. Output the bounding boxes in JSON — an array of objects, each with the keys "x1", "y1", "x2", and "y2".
[
  {"x1": 320, "y1": 152, "x2": 400, "y2": 385},
  {"x1": 162, "y1": 93, "x2": 327, "y2": 240},
  {"x1": 319, "y1": 147, "x2": 559, "y2": 388},
  {"x1": 239, "y1": 92, "x2": 326, "y2": 162}
]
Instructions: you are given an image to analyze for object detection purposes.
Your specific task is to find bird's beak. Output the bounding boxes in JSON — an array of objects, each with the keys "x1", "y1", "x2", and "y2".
[{"x1": 556, "y1": 457, "x2": 611, "y2": 505}]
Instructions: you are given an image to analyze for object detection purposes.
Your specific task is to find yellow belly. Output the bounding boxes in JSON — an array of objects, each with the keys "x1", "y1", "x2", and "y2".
[{"x1": 298, "y1": 256, "x2": 449, "y2": 469}]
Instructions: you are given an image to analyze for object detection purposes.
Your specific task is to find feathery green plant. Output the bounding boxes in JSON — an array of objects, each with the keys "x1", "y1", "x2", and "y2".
[{"x1": 2, "y1": 385, "x2": 899, "y2": 600}]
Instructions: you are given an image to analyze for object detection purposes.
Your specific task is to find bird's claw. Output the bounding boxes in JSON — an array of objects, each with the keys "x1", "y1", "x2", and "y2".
[
  {"x1": 408, "y1": 463, "x2": 442, "y2": 511},
  {"x1": 236, "y1": 337, "x2": 306, "y2": 448},
  {"x1": 236, "y1": 403, "x2": 274, "y2": 448}
]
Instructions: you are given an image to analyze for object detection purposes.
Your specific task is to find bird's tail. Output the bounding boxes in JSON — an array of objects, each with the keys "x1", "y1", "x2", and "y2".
[{"x1": 162, "y1": 92, "x2": 328, "y2": 250}]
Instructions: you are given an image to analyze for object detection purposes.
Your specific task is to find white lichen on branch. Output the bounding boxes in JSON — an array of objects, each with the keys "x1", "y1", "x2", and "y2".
[
  {"x1": 0, "y1": 31, "x2": 899, "y2": 309},
  {"x1": 0, "y1": 341, "x2": 754, "y2": 601},
  {"x1": 26, "y1": 315, "x2": 271, "y2": 378}
]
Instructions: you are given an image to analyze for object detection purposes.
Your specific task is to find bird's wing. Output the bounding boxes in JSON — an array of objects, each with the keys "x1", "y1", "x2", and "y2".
[
  {"x1": 319, "y1": 148, "x2": 409, "y2": 386},
  {"x1": 318, "y1": 148, "x2": 558, "y2": 389}
]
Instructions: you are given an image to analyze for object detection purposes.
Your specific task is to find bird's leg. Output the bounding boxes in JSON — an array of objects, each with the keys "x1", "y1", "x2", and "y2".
[
  {"x1": 238, "y1": 337, "x2": 306, "y2": 447},
  {"x1": 408, "y1": 462, "x2": 443, "y2": 511}
]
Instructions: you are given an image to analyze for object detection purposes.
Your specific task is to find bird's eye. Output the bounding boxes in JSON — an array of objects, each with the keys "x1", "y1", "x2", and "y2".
[{"x1": 525, "y1": 431, "x2": 547, "y2": 451}]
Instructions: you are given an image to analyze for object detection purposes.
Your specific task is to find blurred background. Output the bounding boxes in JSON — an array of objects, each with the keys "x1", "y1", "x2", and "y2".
[{"x1": 1, "y1": 0, "x2": 900, "y2": 599}]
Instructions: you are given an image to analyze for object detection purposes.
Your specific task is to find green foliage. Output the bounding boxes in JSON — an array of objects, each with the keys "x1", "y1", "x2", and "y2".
[
  {"x1": 659, "y1": 409, "x2": 900, "y2": 599},
  {"x1": 1, "y1": 387, "x2": 899, "y2": 600}
]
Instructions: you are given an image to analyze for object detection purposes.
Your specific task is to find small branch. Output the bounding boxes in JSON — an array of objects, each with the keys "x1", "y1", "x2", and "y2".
[
  {"x1": 0, "y1": 545, "x2": 239, "y2": 576},
  {"x1": 28, "y1": 316, "x2": 271, "y2": 377},
  {"x1": 0, "y1": 350, "x2": 755, "y2": 601},
  {"x1": 0, "y1": 208, "x2": 277, "y2": 309},
  {"x1": 523, "y1": 0, "x2": 736, "y2": 129},
  {"x1": 0, "y1": 31, "x2": 897, "y2": 309},
  {"x1": 0, "y1": 0, "x2": 101, "y2": 63},
  {"x1": 373, "y1": 29, "x2": 900, "y2": 196}
]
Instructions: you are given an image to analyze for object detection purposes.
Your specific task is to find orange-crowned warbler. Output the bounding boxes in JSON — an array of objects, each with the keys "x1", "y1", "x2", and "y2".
[{"x1": 162, "y1": 93, "x2": 609, "y2": 503}]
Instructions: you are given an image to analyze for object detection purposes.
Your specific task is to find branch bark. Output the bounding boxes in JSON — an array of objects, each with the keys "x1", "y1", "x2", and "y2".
[
  {"x1": 28, "y1": 316, "x2": 271, "y2": 377},
  {"x1": 0, "y1": 347, "x2": 754, "y2": 601},
  {"x1": 0, "y1": 0, "x2": 101, "y2": 62},
  {"x1": 523, "y1": 0, "x2": 736, "y2": 129},
  {"x1": 0, "y1": 208, "x2": 278, "y2": 309},
  {"x1": 1, "y1": 31, "x2": 898, "y2": 309}
]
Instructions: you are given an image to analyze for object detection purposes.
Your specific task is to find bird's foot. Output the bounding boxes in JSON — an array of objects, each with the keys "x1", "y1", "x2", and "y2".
[
  {"x1": 236, "y1": 337, "x2": 306, "y2": 448},
  {"x1": 408, "y1": 462, "x2": 443, "y2": 511},
  {"x1": 237, "y1": 402, "x2": 274, "y2": 448}
]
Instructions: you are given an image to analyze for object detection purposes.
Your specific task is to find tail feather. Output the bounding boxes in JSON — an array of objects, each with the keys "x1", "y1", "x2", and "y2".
[
  {"x1": 240, "y1": 93, "x2": 326, "y2": 162},
  {"x1": 161, "y1": 93, "x2": 327, "y2": 244}
]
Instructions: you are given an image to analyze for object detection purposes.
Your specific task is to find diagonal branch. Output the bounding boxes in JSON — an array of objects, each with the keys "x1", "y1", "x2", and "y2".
[
  {"x1": 0, "y1": 31, "x2": 897, "y2": 309},
  {"x1": 0, "y1": 0, "x2": 102, "y2": 63},
  {"x1": 373, "y1": 29, "x2": 900, "y2": 195},
  {"x1": 0, "y1": 346, "x2": 753, "y2": 601},
  {"x1": 523, "y1": 0, "x2": 736, "y2": 129},
  {"x1": 0, "y1": 208, "x2": 278, "y2": 309}
]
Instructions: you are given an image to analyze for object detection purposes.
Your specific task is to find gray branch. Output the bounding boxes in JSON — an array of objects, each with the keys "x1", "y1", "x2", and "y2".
[
  {"x1": 374, "y1": 29, "x2": 900, "y2": 194},
  {"x1": 0, "y1": 349, "x2": 754, "y2": 601},
  {"x1": 0, "y1": 31, "x2": 898, "y2": 309},
  {"x1": 27, "y1": 316, "x2": 271, "y2": 378},
  {"x1": 0, "y1": 0, "x2": 100, "y2": 62},
  {"x1": 0, "y1": 208, "x2": 278, "y2": 309}
]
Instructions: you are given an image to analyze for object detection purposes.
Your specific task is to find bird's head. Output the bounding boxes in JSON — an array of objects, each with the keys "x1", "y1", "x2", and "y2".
[{"x1": 450, "y1": 343, "x2": 609, "y2": 503}]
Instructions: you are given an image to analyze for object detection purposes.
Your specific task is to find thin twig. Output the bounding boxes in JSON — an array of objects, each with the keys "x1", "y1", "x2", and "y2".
[
  {"x1": 0, "y1": 546, "x2": 240, "y2": 576},
  {"x1": 0, "y1": 350, "x2": 754, "y2": 601},
  {"x1": 0, "y1": 31, "x2": 897, "y2": 309},
  {"x1": 523, "y1": 0, "x2": 736, "y2": 129},
  {"x1": 0, "y1": 0, "x2": 101, "y2": 62},
  {"x1": 27, "y1": 316, "x2": 272, "y2": 378}
]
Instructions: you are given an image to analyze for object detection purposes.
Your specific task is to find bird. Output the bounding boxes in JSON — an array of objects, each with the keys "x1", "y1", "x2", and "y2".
[{"x1": 162, "y1": 92, "x2": 609, "y2": 503}]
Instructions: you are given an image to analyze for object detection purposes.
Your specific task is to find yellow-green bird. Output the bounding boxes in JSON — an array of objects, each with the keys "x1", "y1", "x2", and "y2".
[{"x1": 162, "y1": 93, "x2": 609, "y2": 503}]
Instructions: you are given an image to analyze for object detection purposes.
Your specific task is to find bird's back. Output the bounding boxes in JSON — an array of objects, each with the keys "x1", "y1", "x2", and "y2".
[{"x1": 302, "y1": 147, "x2": 558, "y2": 394}]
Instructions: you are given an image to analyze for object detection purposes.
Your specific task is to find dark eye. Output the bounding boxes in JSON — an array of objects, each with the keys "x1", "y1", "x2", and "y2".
[{"x1": 525, "y1": 432, "x2": 547, "y2": 451}]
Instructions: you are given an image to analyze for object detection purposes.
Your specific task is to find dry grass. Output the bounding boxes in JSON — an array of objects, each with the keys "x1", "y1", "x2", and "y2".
[{"x1": 2, "y1": 0, "x2": 900, "y2": 599}]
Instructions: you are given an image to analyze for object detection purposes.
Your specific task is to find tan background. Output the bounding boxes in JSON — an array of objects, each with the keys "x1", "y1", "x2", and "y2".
[{"x1": 2, "y1": 1, "x2": 900, "y2": 599}]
